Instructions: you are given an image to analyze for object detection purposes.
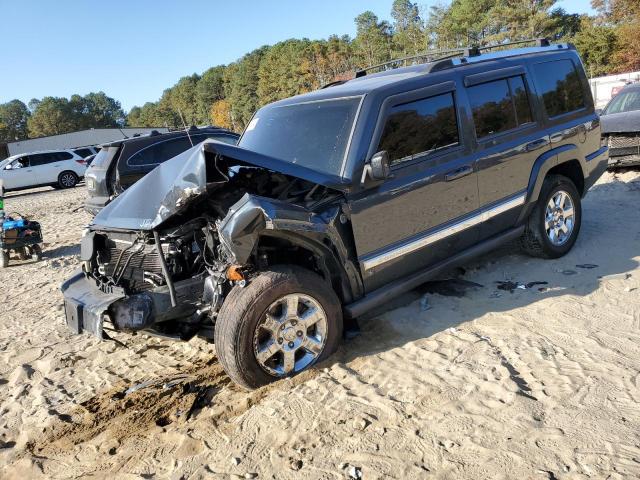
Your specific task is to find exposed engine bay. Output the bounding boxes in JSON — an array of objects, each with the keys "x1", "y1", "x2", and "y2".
[{"x1": 68, "y1": 142, "x2": 350, "y2": 341}]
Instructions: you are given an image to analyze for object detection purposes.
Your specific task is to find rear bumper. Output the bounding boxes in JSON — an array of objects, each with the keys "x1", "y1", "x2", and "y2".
[{"x1": 61, "y1": 270, "x2": 205, "y2": 340}]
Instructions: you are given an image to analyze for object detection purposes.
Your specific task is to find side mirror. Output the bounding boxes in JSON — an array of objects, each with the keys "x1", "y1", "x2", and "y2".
[
  {"x1": 595, "y1": 108, "x2": 603, "y2": 116},
  {"x1": 361, "y1": 151, "x2": 390, "y2": 184}
]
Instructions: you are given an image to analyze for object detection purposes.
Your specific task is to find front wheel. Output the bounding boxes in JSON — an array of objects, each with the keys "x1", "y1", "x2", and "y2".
[
  {"x1": 58, "y1": 171, "x2": 78, "y2": 189},
  {"x1": 214, "y1": 265, "x2": 343, "y2": 390},
  {"x1": 520, "y1": 174, "x2": 582, "y2": 258},
  {"x1": 30, "y1": 244, "x2": 42, "y2": 261}
]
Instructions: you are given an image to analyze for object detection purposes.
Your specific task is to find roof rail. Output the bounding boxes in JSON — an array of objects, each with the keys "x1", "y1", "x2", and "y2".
[{"x1": 355, "y1": 38, "x2": 555, "y2": 78}]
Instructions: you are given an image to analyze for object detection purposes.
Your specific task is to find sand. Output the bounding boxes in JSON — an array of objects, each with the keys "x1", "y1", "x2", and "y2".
[{"x1": 1, "y1": 170, "x2": 640, "y2": 479}]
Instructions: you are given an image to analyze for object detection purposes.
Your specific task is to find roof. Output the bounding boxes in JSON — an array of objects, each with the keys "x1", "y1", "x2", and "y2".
[{"x1": 268, "y1": 43, "x2": 575, "y2": 107}]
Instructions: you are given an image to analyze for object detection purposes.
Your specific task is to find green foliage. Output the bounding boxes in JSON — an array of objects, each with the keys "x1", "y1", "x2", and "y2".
[
  {"x1": 573, "y1": 16, "x2": 618, "y2": 77},
  {"x1": 10, "y1": 0, "x2": 637, "y2": 141},
  {"x1": 25, "y1": 92, "x2": 124, "y2": 138},
  {"x1": 0, "y1": 100, "x2": 30, "y2": 142},
  {"x1": 354, "y1": 11, "x2": 392, "y2": 67}
]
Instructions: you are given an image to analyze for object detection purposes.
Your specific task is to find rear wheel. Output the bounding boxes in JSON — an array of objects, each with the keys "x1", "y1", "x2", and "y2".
[
  {"x1": 520, "y1": 174, "x2": 582, "y2": 258},
  {"x1": 215, "y1": 265, "x2": 343, "y2": 390},
  {"x1": 58, "y1": 171, "x2": 78, "y2": 189}
]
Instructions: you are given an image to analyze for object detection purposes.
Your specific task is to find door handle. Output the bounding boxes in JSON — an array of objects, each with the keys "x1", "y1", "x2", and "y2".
[
  {"x1": 445, "y1": 165, "x2": 473, "y2": 182},
  {"x1": 525, "y1": 138, "x2": 548, "y2": 151}
]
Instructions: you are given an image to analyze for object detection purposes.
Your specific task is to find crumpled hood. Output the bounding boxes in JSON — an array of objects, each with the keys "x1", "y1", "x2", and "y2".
[
  {"x1": 91, "y1": 139, "x2": 347, "y2": 231},
  {"x1": 601, "y1": 110, "x2": 640, "y2": 134}
]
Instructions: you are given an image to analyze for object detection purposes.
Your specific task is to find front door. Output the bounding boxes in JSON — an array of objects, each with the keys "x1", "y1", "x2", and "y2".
[
  {"x1": 347, "y1": 86, "x2": 479, "y2": 292},
  {"x1": 1, "y1": 156, "x2": 34, "y2": 189}
]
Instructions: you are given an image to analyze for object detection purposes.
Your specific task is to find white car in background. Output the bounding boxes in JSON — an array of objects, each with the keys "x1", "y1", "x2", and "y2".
[{"x1": 0, "y1": 149, "x2": 88, "y2": 192}]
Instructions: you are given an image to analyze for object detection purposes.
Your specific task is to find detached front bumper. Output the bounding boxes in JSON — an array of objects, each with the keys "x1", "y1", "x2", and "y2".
[
  {"x1": 61, "y1": 270, "x2": 125, "y2": 338},
  {"x1": 61, "y1": 270, "x2": 205, "y2": 340}
]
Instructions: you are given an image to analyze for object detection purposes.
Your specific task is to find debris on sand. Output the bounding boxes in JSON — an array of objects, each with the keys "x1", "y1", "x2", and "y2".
[
  {"x1": 348, "y1": 465, "x2": 363, "y2": 479},
  {"x1": 599, "y1": 273, "x2": 631, "y2": 281},
  {"x1": 576, "y1": 264, "x2": 599, "y2": 269},
  {"x1": 495, "y1": 280, "x2": 548, "y2": 293}
]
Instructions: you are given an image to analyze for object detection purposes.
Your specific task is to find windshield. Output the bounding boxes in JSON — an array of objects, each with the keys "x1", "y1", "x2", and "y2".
[
  {"x1": 604, "y1": 89, "x2": 640, "y2": 115},
  {"x1": 238, "y1": 97, "x2": 361, "y2": 176}
]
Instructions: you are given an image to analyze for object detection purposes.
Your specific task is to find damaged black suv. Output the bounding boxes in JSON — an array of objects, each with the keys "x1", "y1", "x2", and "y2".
[{"x1": 62, "y1": 40, "x2": 608, "y2": 389}]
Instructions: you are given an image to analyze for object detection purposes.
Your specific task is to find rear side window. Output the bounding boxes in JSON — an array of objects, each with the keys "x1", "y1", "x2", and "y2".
[
  {"x1": 127, "y1": 137, "x2": 194, "y2": 166},
  {"x1": 532, "y1": 59, "x2": 586, "y2": 118},
  {"x1": 468, "y1": 75, "x2": 533, "y2": 139},
  {"x1": 30, "y1": 153, "x2": 56, "y2": 166},
  {"x1": 377, "y1": 92, "x2": 459, "y2": 164},
  {"x1": 74, "y1": 148, "x2": 93, "y2": 158},
  {"x1": 55, "y1": 151, "x2": 73, "y2": 161}
]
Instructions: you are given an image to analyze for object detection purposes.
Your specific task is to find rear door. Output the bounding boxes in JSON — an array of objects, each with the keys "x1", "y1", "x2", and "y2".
[
  {"x1": 347, "y1": 82, "x2": 479, "y2": 292},
  {"x1": 466, "y1": 66, "x2": 550, "y2": 240}
]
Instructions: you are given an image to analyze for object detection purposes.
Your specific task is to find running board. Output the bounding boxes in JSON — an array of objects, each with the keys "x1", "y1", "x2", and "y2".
[{"x1": 344, "y1": 226, "x2": 525, "y2": 318}]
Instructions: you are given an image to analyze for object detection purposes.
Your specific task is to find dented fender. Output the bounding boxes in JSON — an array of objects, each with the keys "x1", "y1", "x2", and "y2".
[{"x1": 218, "y1": 193, "x2": 363, "y2": 302}]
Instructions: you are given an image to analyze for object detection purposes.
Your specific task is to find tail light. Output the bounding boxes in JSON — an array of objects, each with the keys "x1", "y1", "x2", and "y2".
[{"x1": 76, "y1": 160, "x2": 87, "y2": 165}]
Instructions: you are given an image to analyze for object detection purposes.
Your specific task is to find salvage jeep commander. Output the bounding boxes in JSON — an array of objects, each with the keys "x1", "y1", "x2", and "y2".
[{"x1": 62, "y1": 40, "x2": 608, "y2": 389}]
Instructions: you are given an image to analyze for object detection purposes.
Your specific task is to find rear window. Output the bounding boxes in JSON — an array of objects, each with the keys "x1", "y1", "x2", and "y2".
[
  {"x1": 377, "y1": 92, "x2": 459, "y2": 164},
  {"x1": 468, "y1": 76, "x2": 533, "y2": 139},
  {"x1": 74, "y1": 148, "x2": 93, "y2": 158},
  {"x1": 532, "y1": 59, "x2": 586, "y2": 118},
  {"x1": 127, "y1": 136, "x2": 194, "y2": 166}
]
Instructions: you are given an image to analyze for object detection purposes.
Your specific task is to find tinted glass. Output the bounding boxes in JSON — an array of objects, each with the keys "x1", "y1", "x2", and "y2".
[
  {"x1": 604, "y1": 89, "x2": 640, "y2": 114},
  {"x1": 74, "y1": 148, "x2": 93, "y2": 158},
  {"x1": 377, "y1": 93, "x2": 459, "y2": 164},
  {"x1": 532, "y1": 59, "x2": 586, "y2": 117},
  {"x1": 468, "y1": 79, "x2": 517, "y2": 138},
  {"x1": 509, "y1": 76, "x2": 533, "y2": 124},
  {"x1": 56, "y1": 151, "x2": 73, "y2": 161},
  {"x1": 239, "y1": 97, "x2": 361, "y2": 176},
  {"x1": 128, "y1": 137, "x2": 193, "y2": 166},
  {"x1": 30, "y1": 153, "x2": 55, "y2": 166}
]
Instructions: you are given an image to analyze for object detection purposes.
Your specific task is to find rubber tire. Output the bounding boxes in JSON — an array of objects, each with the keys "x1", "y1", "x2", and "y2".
[
  {"x1": 17, "y1": 247, "x2": 30, "y2": 260},
  {"x1": 30, "y1": 244, "x2": 42, "y2": 261},
  {"x1": 0, "y1": 250, "x2": 9, "y2": 268},
  {"x1": 214, "y1": 265, "x2": 343, "y2": 390},
  {"x1": 58, "y1": 171, "x2": 78, "y2": 189},
  {"x1": 520, "y1": 174, "x2": 582, "y2": 259}
]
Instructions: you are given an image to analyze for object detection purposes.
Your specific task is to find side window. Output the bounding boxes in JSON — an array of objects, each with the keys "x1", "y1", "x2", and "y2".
[
  {"x1": 377, "y1": 92, "x2": 459, "y2": 164},
  {"x1": 468, "y1": 75, "x2": 534, "y2": 139},
  {"x1": 30, "y1": 153, "x2": 53, "y2": 166},
  {"x1": 55, "y1": 151, "x2": 73, "y2": 161},
  {"x1": 509, "y1": 76, "x2": 533, "y2": 125},
  {"x1": 531, "y1": 59, "x2": 586, "y2": 118},
  {"x1": 127, "y1": 137, "x2": 193, "y2": 166},
  {"x1": 10, "y1": 156, "x2": 29, "y2": 169},
  {"x1": 74, "y1": 148, "x2": 93, "y2": 158}
]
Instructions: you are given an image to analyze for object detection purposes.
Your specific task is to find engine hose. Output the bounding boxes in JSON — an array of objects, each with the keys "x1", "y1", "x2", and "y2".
[{"x1": 153, "y1": 230, "x2": 177, "y2": 308}]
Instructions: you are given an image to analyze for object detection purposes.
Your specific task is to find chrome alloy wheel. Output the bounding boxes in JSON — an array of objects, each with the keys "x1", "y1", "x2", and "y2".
[
  {"x1": 253, "y1": 293, "x2": 328, "y2": 377},
  {"x1": 61, "y1": 172, "x2": 76, "y2": 187},
  {"x1": 545, "y1": 190, "x2": 575, "y2": 246}
]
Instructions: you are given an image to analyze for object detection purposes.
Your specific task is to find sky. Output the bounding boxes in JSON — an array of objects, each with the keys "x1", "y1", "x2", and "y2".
[{"x1": 0, "y1": 0, "x2": 595, "y2": 112}]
